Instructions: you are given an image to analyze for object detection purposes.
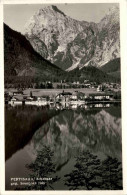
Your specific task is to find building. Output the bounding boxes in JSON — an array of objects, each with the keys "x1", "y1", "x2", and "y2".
[
  {"x1": 13, "y1": 91, "x2": 24, "y2": 96},
  {"x1": 89, "y1": 93, "x2": 113, "y2": 101},
  {"x1": 71, "y1": 92, "x2": 78, "y2": 100},
  {"x1": 56, "y1": 91, "x2": 72, "y2": 102}
]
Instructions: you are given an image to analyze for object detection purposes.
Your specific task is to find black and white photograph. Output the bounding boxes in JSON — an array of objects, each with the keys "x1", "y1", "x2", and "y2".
[{"x1": 1, "y1": 0, "x2": 125, "y2": 192}]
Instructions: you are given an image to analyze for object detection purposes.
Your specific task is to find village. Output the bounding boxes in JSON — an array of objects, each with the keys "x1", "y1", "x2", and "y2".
[{"x1": 5, "y1": 81, "x2": 121, "y2": 109}]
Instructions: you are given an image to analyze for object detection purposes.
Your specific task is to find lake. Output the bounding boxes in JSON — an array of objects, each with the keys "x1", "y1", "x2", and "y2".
[{"x1": 5, "y1": 103, "x2": 122, "y2": 190}]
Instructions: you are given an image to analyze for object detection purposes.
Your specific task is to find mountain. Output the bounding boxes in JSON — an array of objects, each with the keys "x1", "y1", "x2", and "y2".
[
  {"x1": 4, "y1": 23, "x2": 64, "y2": 79},
  {"x1": 24, "y1": 5, "x2": 120, "y2": 71},
  {"x1": 4, "y1": 23, "x2": 119, "y2": 84},
  {"x1": 100, "y1": 58, "x2": 120, "y2": 79}
]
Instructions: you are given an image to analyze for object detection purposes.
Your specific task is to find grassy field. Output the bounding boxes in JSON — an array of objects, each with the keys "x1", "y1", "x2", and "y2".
[
  {"x1": 6, "y1": 88, "x2": 104, "y2": 97},
  {"x1": 24, "y1": 88, "x2": 100, "y2": 96}
]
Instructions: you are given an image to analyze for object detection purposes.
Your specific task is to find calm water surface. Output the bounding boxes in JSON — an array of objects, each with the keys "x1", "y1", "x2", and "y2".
[{"x1": 5, "y1": 104, "x2": 122, "y2": 190}]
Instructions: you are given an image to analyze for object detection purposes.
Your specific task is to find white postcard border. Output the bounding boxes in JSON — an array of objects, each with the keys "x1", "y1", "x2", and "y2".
[{"x1": 0, "y1": 0, "x2": 127, "y2": 195}]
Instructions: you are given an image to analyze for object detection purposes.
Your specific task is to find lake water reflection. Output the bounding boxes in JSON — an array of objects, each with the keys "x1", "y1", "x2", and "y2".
[{"x1": 5, "y1": 104, "x2": 122, "y2": 190}]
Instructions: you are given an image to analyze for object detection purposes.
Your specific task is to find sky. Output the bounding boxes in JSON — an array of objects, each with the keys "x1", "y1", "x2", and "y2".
[{"x1": 4, "y1": 3, "x2": 118, "y2": 33}]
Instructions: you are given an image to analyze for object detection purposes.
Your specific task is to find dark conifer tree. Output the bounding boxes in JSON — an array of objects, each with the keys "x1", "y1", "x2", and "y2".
[
  {"x1": 64, "y1": 150, "x2": 102, "y2": 190},
  {"x1": 100, "y1": 156, "x2": 122, "y2": 190}
]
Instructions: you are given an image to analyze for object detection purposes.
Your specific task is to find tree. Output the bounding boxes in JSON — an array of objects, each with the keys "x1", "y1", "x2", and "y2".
[
  {"x1": 64, "y1": 151, "x2": 122, "y2": 190},
  {"x1": 64, "y1": 150, "x2": 102, "y2": 190},
  {"x1": 35, "y1": 83, "x2": 39, "y2": 89},
  {"x1": 22, "y1": 146, "x2": 59, "y2": 190},
  {"x1": 30, "y1": 91, "x2": 33, "y2": 98},
  {"x1": 100, "y1": 156, "x2": 122, "y2": 190}
]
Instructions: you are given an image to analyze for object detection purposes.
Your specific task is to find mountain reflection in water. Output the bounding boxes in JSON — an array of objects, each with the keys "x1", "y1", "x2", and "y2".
[
  {"x1": 29, "y1": 107, "x2": 121, "y2": 162},
  {"x1": 5, "y1": 105, "x2": 122, "y2": 190}
]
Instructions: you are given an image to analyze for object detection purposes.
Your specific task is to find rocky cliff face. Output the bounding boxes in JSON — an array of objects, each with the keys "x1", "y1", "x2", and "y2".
[
  {"x1": 24, "y1": 5, "x2": 120, "y2": 71},
  {"x1": 93, "y1": 5, "x2": 120, "y2": 68}
]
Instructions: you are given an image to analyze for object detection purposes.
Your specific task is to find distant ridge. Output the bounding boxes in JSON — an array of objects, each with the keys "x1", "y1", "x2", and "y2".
[
  {"x1": 100, "y1": 58, "x2": 120, "y2": 73},
  {"x1": 100, "y1": 58, "x2": 120, "y2": 79}
]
